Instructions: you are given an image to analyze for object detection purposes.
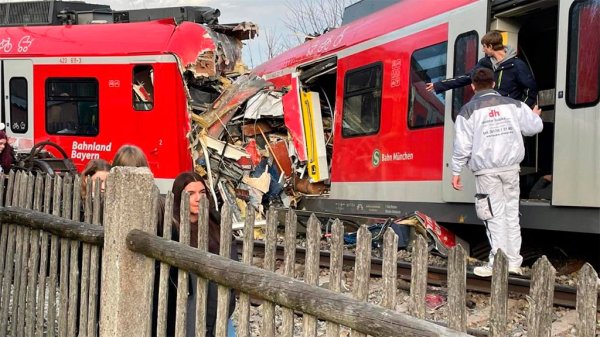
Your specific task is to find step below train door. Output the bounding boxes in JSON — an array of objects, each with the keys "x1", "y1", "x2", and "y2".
[
  {"x1": 2, "y1": 59, "x2": 34, "y2": 149},
  {"x1": 553, "y1": 0, "x2": 600, "y2": 207},
  {"x1": 442, "y1": 0, "x2": 489, "y2": 203}
]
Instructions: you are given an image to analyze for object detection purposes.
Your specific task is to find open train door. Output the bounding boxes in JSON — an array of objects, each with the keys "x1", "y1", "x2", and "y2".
[
  {"x1": 442, "y1": 0, "x2": 489, "y2": 202},
  {"x1": 2, "y1": 59, "x2": 34, "y2": 149},
  {"x1": 552, "y1": 0, "x2": 600, "y2": 207}
]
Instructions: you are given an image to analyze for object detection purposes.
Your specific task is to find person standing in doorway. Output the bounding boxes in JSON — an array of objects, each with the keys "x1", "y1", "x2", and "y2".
[
  {"x1": 426, "y1": 30, "x2": 538, "y2": 108},
  {"x1": 451, "y1": 68, "x2": 542, "y2": 277}
]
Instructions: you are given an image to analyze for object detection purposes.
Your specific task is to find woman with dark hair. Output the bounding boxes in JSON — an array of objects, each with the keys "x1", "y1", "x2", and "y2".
[
  {"x1": 160, "y1": 171, "x2": 237, "y2": 337},
  {"x1": 171, "y1": 171, "x2": 216, "y2": 247},
  {"x1": 0, "y1": 128, "x2": 16, "y2": 174}
]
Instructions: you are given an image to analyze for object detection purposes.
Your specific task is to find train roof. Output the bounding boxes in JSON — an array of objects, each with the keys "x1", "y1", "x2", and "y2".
[
  {"x1": 0, "y1": 19, "x2": 217, "y2": 66},
  {"x1": 253, "y1": 0, "x2": 476, "y2": 76}
]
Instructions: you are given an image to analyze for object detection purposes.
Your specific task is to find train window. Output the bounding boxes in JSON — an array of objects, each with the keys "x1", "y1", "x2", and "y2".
[
  {"x1": 566, "y1": 0, "x2": 600, "y2": 108},
  {"x1": 408, "y1": 42, "x2": 447, "y2": 129},
  {"x1": 452, "y1": 31, "x2": 478, "y2": 120},
  {"x1": 45, "y1": 78, "x2": 99, "y2": 136},
  {"x1": 342, "y1": 62, "x2": 382, "y2": 137},
  {"x1": 133, "y1": 65, "x2": 154, "y2": 111},
  {"x1": 9, "y1": 78, "x2": 28, "y2": 134}
]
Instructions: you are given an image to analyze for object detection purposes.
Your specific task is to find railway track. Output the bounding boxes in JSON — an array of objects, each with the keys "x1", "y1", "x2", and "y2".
[{"x1": 237, "y1": 240, "x2": 600, "y2": 310}]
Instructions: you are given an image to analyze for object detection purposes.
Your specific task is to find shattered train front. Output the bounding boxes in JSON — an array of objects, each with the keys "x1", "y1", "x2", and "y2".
[{"x1": 188, "y1": 69, "x2": 334, "y2": 224}]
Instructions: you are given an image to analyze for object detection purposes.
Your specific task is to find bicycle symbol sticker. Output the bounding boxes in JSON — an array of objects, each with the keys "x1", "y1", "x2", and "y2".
[
  {"x1": 0, "y1": 38, "x2": 13, "y2": 53},
  {"x1": 18, "y1": 36, "x2": 34, "y2": 53},
  {"x1": 0, "y1": 36, "x2": 34, "y2": 53}
]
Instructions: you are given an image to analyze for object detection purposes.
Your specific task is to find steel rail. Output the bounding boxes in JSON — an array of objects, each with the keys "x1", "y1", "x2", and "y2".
[{"x1": 237, "y1": 240, "x2": 600, "y2": 311}]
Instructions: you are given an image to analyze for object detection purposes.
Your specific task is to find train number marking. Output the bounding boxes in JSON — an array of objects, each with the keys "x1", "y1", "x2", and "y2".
[
  {"x1": 59, "y1": 57, "x2": 82, "y2": 64},
  {"x1": 391, "y1": 59, "x2": 402, "y2": 88}
]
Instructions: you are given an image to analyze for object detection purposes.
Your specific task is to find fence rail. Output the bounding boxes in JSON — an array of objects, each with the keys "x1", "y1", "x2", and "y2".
[{"x1": 127, "y1": 228, "x2": 472, "y2": 337}]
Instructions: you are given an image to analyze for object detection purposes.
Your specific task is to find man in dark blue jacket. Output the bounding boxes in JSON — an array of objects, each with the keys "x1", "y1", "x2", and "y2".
[{"x1": 426, "y1": 30, "x2": 538, "y2": 108}]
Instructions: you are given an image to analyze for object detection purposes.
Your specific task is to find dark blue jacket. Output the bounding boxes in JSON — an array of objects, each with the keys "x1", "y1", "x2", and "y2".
[{"x1": 433, "y1": 52, "x2": 538, "y2": 108}]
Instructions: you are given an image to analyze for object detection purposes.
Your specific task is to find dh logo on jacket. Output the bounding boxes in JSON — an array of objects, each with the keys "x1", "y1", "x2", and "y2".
[{"x1": 488, "y1": 109, "x2": 500, "y2": 118}]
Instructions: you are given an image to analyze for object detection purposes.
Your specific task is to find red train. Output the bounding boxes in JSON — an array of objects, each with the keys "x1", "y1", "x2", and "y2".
[
  {"x1": 246, "y1": 0, "x2": 599, "y2": 233},
  {"x1": 0, "y1": 14, "x2": 255, "y2": 192}
]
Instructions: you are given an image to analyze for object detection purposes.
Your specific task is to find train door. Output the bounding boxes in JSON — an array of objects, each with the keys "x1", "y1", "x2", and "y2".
[
  {"x1": 553, "y1": 0, "x2": 600, "y2": 207},
  {"x1": 2, "y1": 59, "x2": 34, "y2": 148},
  {"x1": 441, "y1": 0, "x2": 488, "y2": 202},
  {"x1": 295, "y1": 57, "x2": 337, "y2": 183}
]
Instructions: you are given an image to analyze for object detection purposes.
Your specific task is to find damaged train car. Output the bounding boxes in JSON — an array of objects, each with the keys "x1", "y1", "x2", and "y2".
[
  {"x1": 189, "y1": 73, "x2": 330, "y2": 221},
  {"x1": 0, "y1": 4, "x2": 257, "y2": 191},
  {"x1": 191, "y1": 0, "x2": 600, "y2": 239}
]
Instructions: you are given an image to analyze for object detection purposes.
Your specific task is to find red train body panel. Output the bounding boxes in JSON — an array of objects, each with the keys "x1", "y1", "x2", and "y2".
[
  {"x1": 330, "y1": 24, "x2": 447, "y2": 183},
  {"x1": 0, "y1": 19, "x2": 215, "y2": 62},
  {"x1": 253, "y1": 0, "x2": 476, "y2": 75},
  {"x1": 0, "y1": 19, "x2": 250, "y2": 191}
]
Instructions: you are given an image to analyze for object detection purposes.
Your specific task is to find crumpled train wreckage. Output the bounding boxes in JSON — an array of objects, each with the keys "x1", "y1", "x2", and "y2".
[
  {"x1": 175, "y1": 22, "x2": 299, "y2": 224},
  {"x1": 187, "y1": 67, "x2": 333, "y2": 225},
  {"x1": 189, "y1": 74, "x2": 306, "y2": 224},
  {"x1": 180, "y1": 21, "x2": 259, "y2": 116},
  {"x1": 182, "y1": 29, "x2": 466, "y2": 256}
]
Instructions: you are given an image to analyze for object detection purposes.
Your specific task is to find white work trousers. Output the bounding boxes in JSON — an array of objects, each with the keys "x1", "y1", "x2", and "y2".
[{"x1": 475, "y1": 169, "x2": 523, "y2": 268}]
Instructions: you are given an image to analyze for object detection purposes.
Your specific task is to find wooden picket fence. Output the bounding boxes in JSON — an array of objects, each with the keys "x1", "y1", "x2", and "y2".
[
  {"x1": 0, "y1": 167, "x2": 598, "y2": 337},
  {"x1": 0, "y1": 169, "x2": 104, "y2": 337}
]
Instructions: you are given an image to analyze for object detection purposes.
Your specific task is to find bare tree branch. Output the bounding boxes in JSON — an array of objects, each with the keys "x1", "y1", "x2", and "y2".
[
  {"x1": 252, "y1": 0, "x2": 357, "y2": 63},
  {"x1": 262, "y1": 26, "x2": 285, "y2": 60},
  {"x1": 283, "y1": 0, "x2": 356, "y2": 43}
]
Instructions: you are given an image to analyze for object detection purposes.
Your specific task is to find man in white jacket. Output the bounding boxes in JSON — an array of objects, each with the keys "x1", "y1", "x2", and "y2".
[{"x1": 452, "y1": 68, "x2": 542, "y2": 277}]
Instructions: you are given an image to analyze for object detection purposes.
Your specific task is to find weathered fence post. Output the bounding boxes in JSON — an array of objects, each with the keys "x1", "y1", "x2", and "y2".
[
  {"x1": 99, "y1": 167, "x2": 157, "y2": 337},
  {"x1": 527, "y1": 255, "x2": 556, "y2": 337},
  {"x1": 263, "y1": 207, "x2": 278, "y2": 337},
  {"x1": 326, "y1": 219, "x2": 344, "y2": 337},
  {"x1": 304, "y1": 214, "x2": 322, "y2": 337},
  {"x1": 88, "y1": 180, "x2": 103, "y2": 337},
  {"x1": 410, "y1": 235, "x2": 428, "y2": 319},
  {"x1": 448, "y1": 244, "x2": 467, "y2": 332},
  {"x1": 175, "y1": 191, "x2": 190, "y2": 337},
  {"x1": 195, "y1": 195, "x2": 209, "y2": 337},
  {"x1": 237, "y1": 204, "x2": 255, "y2": 337},
  {"x1": 575, "y1": 263, "x2": 598, "y2": 337},
  {"x1": 282, "y1": 209, "x2": 298, "y2": 337},
  {"x1": 489, "y1": 250, "x2": 508, "y2": 337},
  {"x1": 0, "y1": 172, "x2": 5, "y2": 207},
  {"x1": 215, "y1": 204, "x2": 233, "y2": 337},
  {"x1": 351, "y1": 225, "x2": 372, "y2": 337},
  {"x1": 381, "y1": 228, "x2": 398, "y2": 311}
]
